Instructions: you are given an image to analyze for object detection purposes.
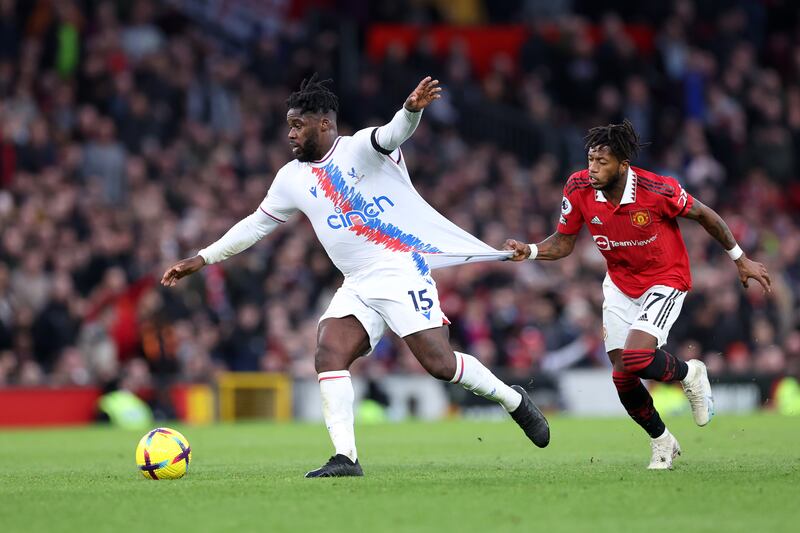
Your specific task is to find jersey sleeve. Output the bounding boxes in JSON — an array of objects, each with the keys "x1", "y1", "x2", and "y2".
[
  {"x1": 556, "y1": 180, "x2": 585, "y2": 235},
  {"x1": 258, "y1": 164, "x2": 299, "y2": 223},
  {"x1": 371, "y1": 107, "x2": 422, "y2": 152},
  {"x1": 350, "y1": 107, "x2": 421, "y2": 162},
  {"x1": 347, "y1": 127, "x2": 395, "y2": 164},
  {"x1": 659, "y1": 177, "x2": 694, "y2": 219},
  {"x1": 198, "y1": 209, "x2": 281, "y2": 265}
]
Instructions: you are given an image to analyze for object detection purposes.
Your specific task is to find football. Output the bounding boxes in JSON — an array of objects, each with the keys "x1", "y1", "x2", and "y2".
[{"x1": 135, "y1": 427, "x2": 192, "y2": 480}]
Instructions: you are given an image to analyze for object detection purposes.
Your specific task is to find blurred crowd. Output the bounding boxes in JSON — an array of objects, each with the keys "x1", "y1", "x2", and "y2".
[{"x1": 1, "y1": 0, "x2": 799, "y2": 390}]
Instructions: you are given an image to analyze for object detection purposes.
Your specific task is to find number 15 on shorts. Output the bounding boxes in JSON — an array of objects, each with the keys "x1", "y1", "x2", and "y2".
[{"x1": 408, "y1": 289, "x2": 433, "y2": 312}]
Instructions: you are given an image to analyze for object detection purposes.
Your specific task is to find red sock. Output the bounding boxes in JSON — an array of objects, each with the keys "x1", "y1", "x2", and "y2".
[
  {"x1": 612, "y1": 371, "x2": 665, "y2": 438},
  {"x1": 622, "y1": 348, "x2": 688, "y2": 382}
]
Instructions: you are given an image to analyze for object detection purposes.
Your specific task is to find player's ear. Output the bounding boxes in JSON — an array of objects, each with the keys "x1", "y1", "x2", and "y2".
[{"x1": 620, "y1": 159, "x2": 630, "y2": 174}]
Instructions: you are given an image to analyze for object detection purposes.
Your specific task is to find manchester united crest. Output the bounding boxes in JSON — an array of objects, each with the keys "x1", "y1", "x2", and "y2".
[{"x1": 630, "y1": 209, "x2": 651, "y2": 228}]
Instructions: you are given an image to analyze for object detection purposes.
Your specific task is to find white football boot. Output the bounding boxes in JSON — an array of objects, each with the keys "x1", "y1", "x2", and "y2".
[
  {"x1": 648, "y1": 429, "x2": 681, "y2": 470},
  {"x1": 681, "y1": 359, "x2": 714, "y2": 426}
]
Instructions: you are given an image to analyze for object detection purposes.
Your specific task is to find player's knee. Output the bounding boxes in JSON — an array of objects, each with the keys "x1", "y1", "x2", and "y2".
[{"x1": 609, "y1": 350, "x2": 626, "y2": 373}]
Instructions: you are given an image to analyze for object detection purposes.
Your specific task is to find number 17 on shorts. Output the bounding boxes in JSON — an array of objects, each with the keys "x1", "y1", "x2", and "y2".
[
  {"x1": 602, "y1": 276, "x2": 686, "y2": 351},
  {"x1": 630, "y1": 286, "x2": 686, "y2": 347}
]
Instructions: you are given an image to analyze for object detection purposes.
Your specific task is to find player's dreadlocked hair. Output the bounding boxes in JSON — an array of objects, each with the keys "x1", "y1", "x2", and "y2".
[
  {"x1": 286, "y1": 73, "x2": 339, "y2": 115},
  {"x1": 584, "y1": 119, "x2": 644, "y2": 162}
]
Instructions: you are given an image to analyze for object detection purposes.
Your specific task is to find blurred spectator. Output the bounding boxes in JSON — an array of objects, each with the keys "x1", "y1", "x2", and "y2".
[
  {"x1": 81, "y1": 117, "x2": 127, "y2": 204},
  {"x1": 31, "y1": 272, "x2": 81, "y2": 371},
  {"x1": 120, "y1": 0, "x2": 164, "y2": 62}
]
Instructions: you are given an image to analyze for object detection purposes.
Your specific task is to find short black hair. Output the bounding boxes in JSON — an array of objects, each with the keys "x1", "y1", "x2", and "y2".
[
  {"x1": 286, "y1": 73, "x2": 339, "y2": 115},
  {"x1": 584, "y1": 119, "x2": 644, "y2": 162}
]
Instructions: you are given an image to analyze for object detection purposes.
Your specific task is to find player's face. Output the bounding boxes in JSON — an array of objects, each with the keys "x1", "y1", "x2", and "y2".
[
  {"x1": 286, "y1": 109, "x2": 322, "y2": 162},
  {"x1": 587, "y1": 145, "x2": 627, "y2": 190}
]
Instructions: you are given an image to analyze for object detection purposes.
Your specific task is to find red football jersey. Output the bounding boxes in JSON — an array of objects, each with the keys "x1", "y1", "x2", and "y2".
[{"x1": 557, "y1": 167, "x2": 694, "y2": 298}]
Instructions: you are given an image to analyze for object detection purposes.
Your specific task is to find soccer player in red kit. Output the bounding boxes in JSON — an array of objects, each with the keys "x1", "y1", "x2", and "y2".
[{"x1": 504, "y1": 120, "x2": 771, "y2": 469}]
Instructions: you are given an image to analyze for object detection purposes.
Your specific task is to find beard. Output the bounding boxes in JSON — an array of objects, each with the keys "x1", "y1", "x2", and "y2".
[
  {"x1": 294, "y1": 134, "x2": 321, "y2": 163},
  {"x1": 597, "y1": 167, "x2": 625, "y2": 191}
]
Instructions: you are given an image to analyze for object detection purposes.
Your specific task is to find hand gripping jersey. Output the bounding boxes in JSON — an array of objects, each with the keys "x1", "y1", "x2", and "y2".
[{"x1": 557, "y1": 167, "x2": 694, "y2": 298}]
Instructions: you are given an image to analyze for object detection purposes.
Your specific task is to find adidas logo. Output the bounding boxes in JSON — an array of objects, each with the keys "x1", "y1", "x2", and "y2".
[
  {"x1": 638, "y1": 313, "x2": 648, "y2": 321},
  {"x1": 591, "y1": 216, "x2": 603, "y2": 225}
]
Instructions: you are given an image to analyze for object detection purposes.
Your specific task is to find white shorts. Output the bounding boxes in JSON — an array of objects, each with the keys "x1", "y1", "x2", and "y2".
[
  {"x1": 319, "y1": 259, "x2": 448, "y2": 354},
  {"x1": 602, "y1": 274, "x2": 686, "y2": 352}
]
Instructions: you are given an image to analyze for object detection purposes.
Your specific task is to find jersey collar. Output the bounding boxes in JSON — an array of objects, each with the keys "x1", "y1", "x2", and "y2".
[
  {"x1": 595, "y1": 167, "x2": 637, "y2": 205},
  {"x1": 309, "y1": 136, "x2": 342, "y2": 165}
]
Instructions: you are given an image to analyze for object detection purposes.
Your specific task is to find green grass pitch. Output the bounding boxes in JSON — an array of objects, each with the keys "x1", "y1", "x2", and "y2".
[{"x1": 1, "y1": 414, "x2": 798, "y2": 532}]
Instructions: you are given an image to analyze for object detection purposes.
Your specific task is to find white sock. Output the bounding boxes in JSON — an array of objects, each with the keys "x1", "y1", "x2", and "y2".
[
  {"x1": 318, "y1": 370, "x2": 357, "y2": 462},
  {"x1": 451, "y1": 351, "x2": 522, "y2": 412}
]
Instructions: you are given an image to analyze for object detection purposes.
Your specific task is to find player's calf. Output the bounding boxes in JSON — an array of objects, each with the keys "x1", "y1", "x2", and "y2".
[
  {"x1": 450, "y1": 351, "x2": 521, "y2": 411},
  {"x1": 415, "y1": 351, "x2": 456, "y2": 381},
  {"x1": 452, "y1": 352, "x2": 549, "y2": 447},
  {"x1": 612, "y1": 370, "x2": 666, "y2": 438},
  {"x1": 404, "y1": 330, "x2": 549, "y2": 448}
]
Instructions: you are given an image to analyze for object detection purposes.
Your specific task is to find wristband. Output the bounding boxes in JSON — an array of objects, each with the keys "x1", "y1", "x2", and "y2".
[
  {"x1": 726, "y1": 244, "x2": 743, "y2": 261},
  {"x1": 528, "y1": 243, "x2": 538, "y2": 260}
]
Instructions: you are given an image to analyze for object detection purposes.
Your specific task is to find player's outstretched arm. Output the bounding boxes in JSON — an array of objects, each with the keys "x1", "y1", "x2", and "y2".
[
  {"x1": 504, "y1": 232, "x2": 577, "y2": 261},
  {"x1": 161, "y1": 209, "x2": 281, "y2": 287},
  {"x1": 371, "y1": 77, "x2": 441, "y2": 154},
  {"x1": 682, "y1": 199, "x2": 771, "y2": 292}
]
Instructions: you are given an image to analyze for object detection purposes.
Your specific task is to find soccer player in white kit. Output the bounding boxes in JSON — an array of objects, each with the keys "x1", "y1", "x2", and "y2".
[{"x1": 161, "y1": 75, "x2": 550, "y2": 477}]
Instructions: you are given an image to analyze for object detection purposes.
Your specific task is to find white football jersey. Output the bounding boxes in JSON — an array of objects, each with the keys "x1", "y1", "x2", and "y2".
[{"x1": 260, "y1": 128, "x2": 507, "y2": 277}]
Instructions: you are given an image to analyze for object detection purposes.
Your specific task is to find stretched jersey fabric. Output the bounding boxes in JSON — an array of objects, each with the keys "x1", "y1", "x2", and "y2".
[
  {"x1": 557, "y1": 167, "x2": 694, "y2": 298},
  {"x1": 260, "y1": 130, "x2": 509, "y2": 275}
]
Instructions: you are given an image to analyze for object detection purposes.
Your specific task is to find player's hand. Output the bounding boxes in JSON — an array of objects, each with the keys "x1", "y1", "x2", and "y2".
[
  {"x1": 735, "y1": 256, "x2": 771, "y2": 293},
  {"x1": 161, "y1": 255, "x2": 206, "y2": 287},
  {"x1": 404, "y1": 76, "x2": 441, "y2": 112},
  {"x1": 503, "y1": 239, "x2": 531, "y2": 261}
]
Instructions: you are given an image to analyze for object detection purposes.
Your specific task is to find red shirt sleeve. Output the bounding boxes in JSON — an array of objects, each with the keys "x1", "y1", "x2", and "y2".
[
  {"x1": 660, "y1": 177, "x2": 694, "y2": 218},
  {"x1": 556, "y1": 181, "x2": 585, "y2": 235}
]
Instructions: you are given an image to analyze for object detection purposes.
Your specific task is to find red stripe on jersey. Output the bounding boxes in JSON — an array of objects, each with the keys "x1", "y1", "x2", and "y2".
[
  {"x1": 565, "y1": 184, "x2": 591, "y2": 196},
  {"x1": 386, "y1": 148, "x2": 403, "y2": 166},
  {"x1": 637, "y1": 176, "x2": 674, "y2": 193},
  {"x1": 565, "y1": 172, "x2": 592, "y2": 195},
  {"x1": 637, "y1": 181, "x2": 673, "y2": 198}
]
